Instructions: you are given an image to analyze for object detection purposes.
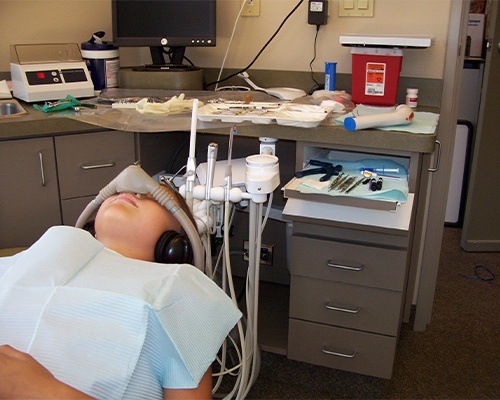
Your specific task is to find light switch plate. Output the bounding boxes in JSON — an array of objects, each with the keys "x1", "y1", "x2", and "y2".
[{"x1": 339, "y1": 0, "x2": 374, "y2": 17}]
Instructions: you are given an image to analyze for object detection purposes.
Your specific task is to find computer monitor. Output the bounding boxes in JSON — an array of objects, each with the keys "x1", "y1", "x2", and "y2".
[{"x1": 112, "y1": 0, "x2": 216, "y2": 69}]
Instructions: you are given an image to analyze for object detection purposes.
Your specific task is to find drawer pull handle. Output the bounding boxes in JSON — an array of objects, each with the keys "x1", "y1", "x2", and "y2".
[
  {"x1": 428, "y1": 140, "x2": 441, "y2": 172},
  {"x1": 322, "y1": 347, "x2": 357, "y2": 359},
  {"x1": 38, "y1": 152, "x2": 46, "y2": 187},
  {"x1": 327, "y1": 261, "x2": 364, "y2": 272},
  {"x1": 80, "y1": 162, "x2": 116, "y2": 170},
  {"x1": 325, "y1": 303, "x2": 361, "y2": 314}
]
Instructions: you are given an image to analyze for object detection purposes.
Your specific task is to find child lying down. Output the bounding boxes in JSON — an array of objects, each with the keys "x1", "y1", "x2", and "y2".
[{"x1": 0, "y1": 173, "x2": 241, "y2": 400}]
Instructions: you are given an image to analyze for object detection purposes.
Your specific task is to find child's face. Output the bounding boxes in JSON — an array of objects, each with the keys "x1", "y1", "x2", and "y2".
[{"x1": 94, "y1": 193, "x2": 182, "y2": 261}]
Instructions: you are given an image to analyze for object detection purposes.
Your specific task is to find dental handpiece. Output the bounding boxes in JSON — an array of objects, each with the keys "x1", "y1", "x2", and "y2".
[
  {"x1": 225, "y1": 126, "x2": 237, "y2": 202},
  {"x1": 205, "y1": 143, "x2": 218, "y2": 200}
]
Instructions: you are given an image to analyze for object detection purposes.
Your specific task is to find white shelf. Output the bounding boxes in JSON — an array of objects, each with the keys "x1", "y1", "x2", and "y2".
[
  {"x1": 283, "y1": 194, "x2": 414, "y2": 233},
  {"x1": 339, "y1": 35, "x2": 433, "y2": 48}
]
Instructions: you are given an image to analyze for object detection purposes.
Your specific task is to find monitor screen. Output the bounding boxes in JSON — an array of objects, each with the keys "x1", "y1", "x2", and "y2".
[{"x1": 112, "y1": 0, "x2": 216, "y2": 67}]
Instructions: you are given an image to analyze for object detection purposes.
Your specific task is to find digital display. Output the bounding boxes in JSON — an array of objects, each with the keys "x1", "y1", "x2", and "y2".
[{"x1": 26, "y1": 70, "x2": 61, "y2": 86}]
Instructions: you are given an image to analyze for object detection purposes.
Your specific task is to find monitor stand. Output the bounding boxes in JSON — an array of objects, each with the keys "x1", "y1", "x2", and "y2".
[
  {"x1": 119, "y1": 45, "x2": 204, "y2": 89},
  {"x1": 134, "y1": 46, "x2": 200, "y2": 71},
  {"x1": 133, "y1": 64, "x2": 201, "y2": 72},
  {"x1": 119, "y1": 67, "x2": 203, "y2": 90}
]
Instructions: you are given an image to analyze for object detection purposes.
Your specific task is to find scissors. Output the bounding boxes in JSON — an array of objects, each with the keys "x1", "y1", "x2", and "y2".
[{"x1": 294, "y1": 160, "x2": 343, "y2": 182}]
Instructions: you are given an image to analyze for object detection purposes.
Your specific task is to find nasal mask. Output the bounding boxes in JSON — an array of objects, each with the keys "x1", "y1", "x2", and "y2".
[{"x1": 75, "y1": 165, "x2": 204, "y2": 270}]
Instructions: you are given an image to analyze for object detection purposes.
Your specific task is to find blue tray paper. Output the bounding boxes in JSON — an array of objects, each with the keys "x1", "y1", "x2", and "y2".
[{"x1": 296, "y1": 158, "x2": 409, "y2": 203}]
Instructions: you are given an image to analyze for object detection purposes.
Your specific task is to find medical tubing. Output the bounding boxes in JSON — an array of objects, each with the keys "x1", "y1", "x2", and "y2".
[
  {"x1": 260, "y1": 192, "x2": 274, "y2": 232},
  {"x1": 151, "y1": 185, "x2": 204, "y2": 271},
  {"x1": 75, "y1": 177, "x2": 125, "y2": 228},
  {"x1": 244, "y1": 201, "x2": 262, "y2": 396},
  {"x1": 211, "y1": 205, "x2": 236, "y2": 280},
  {"x1": 75, "y1": 199, "x2": 99, "y2": 228},
  {"x1": 74, "y1": 165, "x2": 204, "y2": 270},
  {"x1": 212, "y1": 213, "x2": 230, "y2": 394},
  {"x1": 240, "y1": 201, "x2": 256, "y2": 396},
  {"x1": 212, "y1": 340, "x2": 227, "y2": 394},
  {"x1": 76, "y1": 165, "x2": 157, "y2": 228},
  {"x1": 201, "y1": 233, "x2": 213, "y2": 278},
  {"x1": 214, "y1": 343, "x2": 244, "y2": 376},
  {"x1": 237, "y1": 201, "x2": 260, "y2": 399},
  {"x1": 222, "y1": 198, "x2": 248, "y2": 400}
]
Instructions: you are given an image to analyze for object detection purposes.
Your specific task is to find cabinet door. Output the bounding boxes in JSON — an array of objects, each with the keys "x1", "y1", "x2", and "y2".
[{"x1": 0, "y1": 137, "x2": 61, "y2": 248}]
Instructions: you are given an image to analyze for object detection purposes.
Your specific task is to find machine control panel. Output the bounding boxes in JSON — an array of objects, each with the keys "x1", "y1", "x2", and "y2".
[{"x1": 25, "y1": 69, "x2": 88, "y2": 86}]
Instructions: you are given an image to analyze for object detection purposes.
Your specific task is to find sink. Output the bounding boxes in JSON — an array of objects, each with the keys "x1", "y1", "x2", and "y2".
[{"x1": 0, "y1": 99, "x2": 27, "y2": 117}]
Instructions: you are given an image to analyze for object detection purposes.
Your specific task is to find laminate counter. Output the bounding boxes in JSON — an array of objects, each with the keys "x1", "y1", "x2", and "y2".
[{"x1": 0, "y1": 98, "x2": 436, "y2": 155}]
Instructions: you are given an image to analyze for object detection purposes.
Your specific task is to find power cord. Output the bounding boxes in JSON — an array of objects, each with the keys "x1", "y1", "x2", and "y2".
[
  {"x1": 214, "y1": 0, "x2": 246, "y2": 91},
  {"x1": 308, "y1": 24, "x2": 322, "y2": 92},
  {"x1": 459, "y1": 264, "x2": 498, "y2": 286},
  {"x1": 161, "y1": 47, "x2": 196, "y2": 67},
  {"x1": 206, "y1": 0, "x2": 305, "y2": 89}
]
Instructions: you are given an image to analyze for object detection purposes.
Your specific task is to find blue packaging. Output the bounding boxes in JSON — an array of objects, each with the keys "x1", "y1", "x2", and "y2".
[{"x1": 324, "y1": 62, "x2": 337, "y2": 91}]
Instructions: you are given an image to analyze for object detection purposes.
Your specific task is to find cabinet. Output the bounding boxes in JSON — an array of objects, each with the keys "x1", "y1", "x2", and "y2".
[
  {"x1": 0, "y1": 131, "x2": 136, "y2": 248},
  {"x1": 55, "y1": 131, "x2": 136, "y2": 226},
  {"x1": 283, "y1": 144, "x2": 416, "y2": 379},
  {"x1": 0, "y1": 137, "x2": 61, "y2": 248}
]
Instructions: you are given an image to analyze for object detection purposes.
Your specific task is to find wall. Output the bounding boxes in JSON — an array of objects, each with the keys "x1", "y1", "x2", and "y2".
[{"x1": 1, "y1": 0, "x2": 451, "y2": 80}]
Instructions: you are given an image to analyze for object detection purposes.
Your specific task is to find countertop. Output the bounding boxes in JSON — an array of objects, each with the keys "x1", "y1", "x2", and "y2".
[{"x1": 0, "y1": 92, "x2": 437, "y2": 154}]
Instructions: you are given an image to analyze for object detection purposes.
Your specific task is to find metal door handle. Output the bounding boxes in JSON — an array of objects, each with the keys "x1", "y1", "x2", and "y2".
[
  {"x1": 429, "y1": 140, "x2": 441, "y2": 172},
  {"x1": 38, "y1": 151, "x2": 46, "y2": 187},
  {"x1": 325, "y1": 303, "x2": 361, "y2": 314},
  {"x1": 327, "y1": 260, "x2": 364, "y2": 271},
  {"x1": 322, "y1": 347, "x2": 357, "y2": 359},
  {"x1": 80, "y1": 161, "x2": 116, "y2": 170}
]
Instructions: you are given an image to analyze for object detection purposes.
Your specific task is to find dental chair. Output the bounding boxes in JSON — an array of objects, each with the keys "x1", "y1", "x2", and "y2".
[{"x1": 0, "y1": 165, "x2": 242, "y2": 399}]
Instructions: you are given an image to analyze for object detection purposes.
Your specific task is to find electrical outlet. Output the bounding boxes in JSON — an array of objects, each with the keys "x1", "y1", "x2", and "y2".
[
  {"x1": 242, "y1": 0, "x2": 260, "y2": 17},
  {"x1": 243, "y1": 241, "x2": 274, "y2": 266}
]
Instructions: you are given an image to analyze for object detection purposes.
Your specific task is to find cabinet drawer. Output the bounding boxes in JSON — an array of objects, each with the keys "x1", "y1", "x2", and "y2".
[
  {"x1": 290, "y1": 236, "x2": 407, "y2": 291},
  {"x1": 288, "y1": 318, "x2": 396, "y2": 379},
  {"x1": 290, "y1": 276, "x2": 402, "y2": 336},
  {"x1": 61, "y1": 196, "x2": 96, "y2": 226},
  {"x1": 55, "y1": 131, "x2": 135, "y2": 199}
]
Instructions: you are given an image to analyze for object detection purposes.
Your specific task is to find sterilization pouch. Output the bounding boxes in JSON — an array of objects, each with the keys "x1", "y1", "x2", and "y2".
[{"x1": 0, "y1": 226, "x2": 241, "y2": 399}]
